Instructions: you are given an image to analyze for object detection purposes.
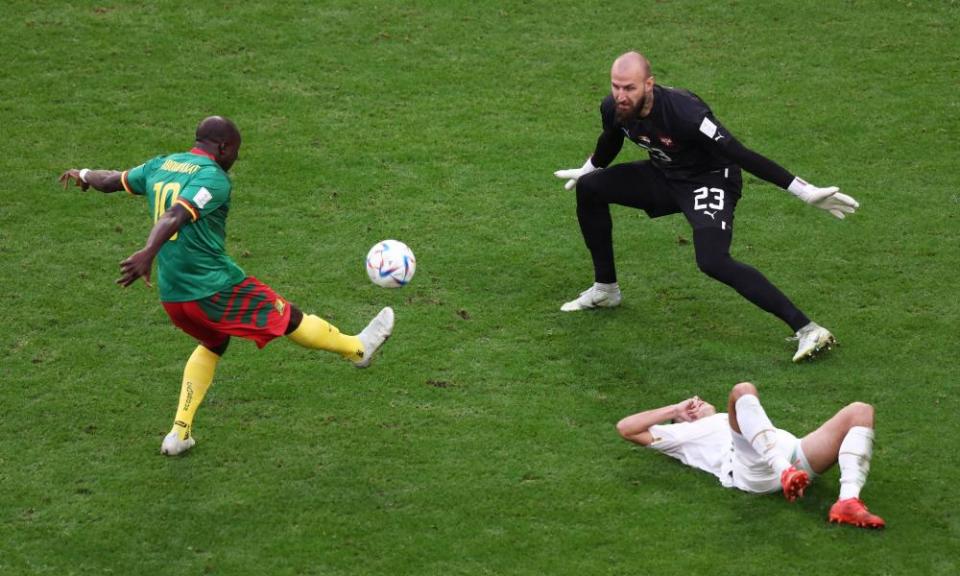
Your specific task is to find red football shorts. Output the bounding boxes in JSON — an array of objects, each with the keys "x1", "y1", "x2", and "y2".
[{"x1": 162, "y1": 276, "x2": 293, "y2": 350}]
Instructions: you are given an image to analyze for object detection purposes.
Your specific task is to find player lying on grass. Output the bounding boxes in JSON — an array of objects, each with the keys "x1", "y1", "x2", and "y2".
[
  {"x1": 617, "y1": 382, "x2": 884, "y2": 529},
  {"x1": 59, "y1": 116, "x2": 394, "y2": 457},
  {"x1": 555, "y1": 51, "x2": 859, "y2": 362}
]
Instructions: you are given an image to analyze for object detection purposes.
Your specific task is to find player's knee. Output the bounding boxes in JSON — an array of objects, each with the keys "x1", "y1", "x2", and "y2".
[
  {"x1": 730, "y1": 381, "x2": 757, "y2": 400},
  {"x1": 575, "y1": 172, "x2": 602, "y2": 202},
  {"x1": 693, "y1": 228, "x2": 735, "y2": 279},
  {"x1": 205, "y1": 337, "x2": 230, "y2": 357},
  {"x1": 285, "y1": 305, "x2": 304, "y2": 335},
  {"x1": 847, "y1": 401, "x2": 875, "y2": 427},
  {"x1": 615, "y1": 418, "x2": 632, "y2": 440},
  {"x1": 695, "y1": 251, "x2": 728, "y2": 280},
  {"x1": 697, "y1": 249, "x2": 723, "y2": 278}
]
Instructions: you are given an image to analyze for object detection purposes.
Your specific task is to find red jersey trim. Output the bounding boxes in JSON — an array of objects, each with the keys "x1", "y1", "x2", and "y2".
[
  {"x1": 189, "y1": 147, "x2": 216, "y2": 161},
  {"x1": 121, "y1": 170, "x2": 134, "y2": 195},
  {"x1": 175, "y1": 197, "x2": 200, "y2": 221}
]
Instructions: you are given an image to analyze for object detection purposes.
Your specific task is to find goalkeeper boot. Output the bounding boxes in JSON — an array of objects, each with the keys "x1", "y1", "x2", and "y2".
[
  {"x1": 829, "y1": 498, "x2": 885, "y2": 529},
  {"x1": 161, "y1": 430, "x2": 196, "y2": 456},
  {"x1": 560, "y1": 283, "x2": 622, "y2": 312},
  {"x1": 791, "y1": 322, "x2": 836, "y2": 363},
  {"x1": 780, "y1": 465, "x2": 810, "y2": 502},
  {"x1": 354, "y1": 307, "x2": 395, "y2": 368}
]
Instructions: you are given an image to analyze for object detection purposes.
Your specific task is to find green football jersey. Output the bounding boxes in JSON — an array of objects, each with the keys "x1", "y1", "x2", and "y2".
[{"x1": 122, "y1": 149, "x2": 246, "y2": 302}]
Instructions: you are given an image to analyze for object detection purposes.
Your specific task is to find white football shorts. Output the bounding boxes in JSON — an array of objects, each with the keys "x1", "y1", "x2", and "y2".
[{"x1": 729, "y1": 429, "x2": 815, "y2": 494}]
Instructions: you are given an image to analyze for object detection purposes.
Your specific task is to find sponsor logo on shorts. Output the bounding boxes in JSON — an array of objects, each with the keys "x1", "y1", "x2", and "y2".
[{"x1": 658, "y1": 135, "x2": 674, "y2": 147}]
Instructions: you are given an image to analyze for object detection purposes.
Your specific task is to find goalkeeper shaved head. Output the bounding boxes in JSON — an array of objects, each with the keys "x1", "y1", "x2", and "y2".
[
  {"x1": 612, "y1": 51, "x2": 651, "y2": 78},
  {"x1": 611, "y1": 52, "x2": 655, "y2": 123}
]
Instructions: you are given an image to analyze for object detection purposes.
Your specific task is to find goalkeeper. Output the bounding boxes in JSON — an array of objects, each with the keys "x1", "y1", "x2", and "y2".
[
  {"x1": 60, "y1": 116, "x2": 394, "y2": 456},
  {"x1": 555, "y1": 52, "x2": 859, "y2": 362}
]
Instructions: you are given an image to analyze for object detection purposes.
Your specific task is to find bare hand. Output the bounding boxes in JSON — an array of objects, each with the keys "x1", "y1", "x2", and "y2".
[
  {"x1": 674, "y1": 396, "x2": 704, "y2": 422},
  {"x1": 59, "y1": 169, "x2": 90, "y2": 191},
  {"x1": 117, "y1": 249, "x2": 154, "y2": 288}
]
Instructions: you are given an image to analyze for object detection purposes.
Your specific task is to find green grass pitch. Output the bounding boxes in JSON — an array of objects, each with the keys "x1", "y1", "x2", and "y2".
[{"x1": 1, "y1": 1, "x2": 958, "y2": 574}]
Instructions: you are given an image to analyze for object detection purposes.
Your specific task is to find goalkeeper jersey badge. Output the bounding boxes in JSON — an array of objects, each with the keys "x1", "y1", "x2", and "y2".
[{"x1": 274, "y1": 298, "x2": 286, "y2": 315}]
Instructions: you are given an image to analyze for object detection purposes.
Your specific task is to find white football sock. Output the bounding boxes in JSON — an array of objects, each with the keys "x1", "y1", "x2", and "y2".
[
  {"x1": 594, "y1": 282, "x2": 619, "y2": 292},
  {"x1": 838, "y1": 426, "x2": 874, "y2": 501},
  {"x1": 734, "y1": 394, "x2": 791, "y2": 475}
]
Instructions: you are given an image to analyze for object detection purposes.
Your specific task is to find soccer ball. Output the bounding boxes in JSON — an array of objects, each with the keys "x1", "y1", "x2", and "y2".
[{"x1": 365, "y1": 240, "x2": 416, "y2": 288}]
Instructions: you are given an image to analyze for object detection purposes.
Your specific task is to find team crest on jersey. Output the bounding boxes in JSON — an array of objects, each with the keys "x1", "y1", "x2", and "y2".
[
  {"x1": 658, "y1": 135, "x2": 674, "y2": 147},
  {"x1": 274, "y1": 298, "x2": 286, "y2": 315}
]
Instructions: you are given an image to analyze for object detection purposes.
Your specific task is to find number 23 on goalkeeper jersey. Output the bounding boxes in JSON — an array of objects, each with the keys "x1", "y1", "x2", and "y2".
[{"x1": 121, "y1": 148, "x2": 246, "y2": 303}]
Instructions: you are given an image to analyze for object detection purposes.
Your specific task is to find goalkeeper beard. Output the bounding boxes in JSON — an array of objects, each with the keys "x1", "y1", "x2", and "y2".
[{"x1": 615, "y1": 92, "x2": 648, "y2": 124}]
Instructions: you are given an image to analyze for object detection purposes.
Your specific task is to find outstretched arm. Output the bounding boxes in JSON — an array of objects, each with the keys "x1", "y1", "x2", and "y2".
[
  {"x1": 616, "y1": 397, "x2": 704, "y2": 446},
  {"x1": 117, "y1": 204, "x2": 191, "y2": 288},
  {"x1": 59, "y1": 169, "x2": 125, "y2": 193},
  {"x1": 712, "y1": 136, "x2": 794, "y2": 189},
  {"x1": 698, "y1": 117, "x2": 859, "y2": 219}
]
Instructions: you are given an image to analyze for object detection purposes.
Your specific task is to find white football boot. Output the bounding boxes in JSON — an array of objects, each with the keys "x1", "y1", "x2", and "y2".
[
  {"x1": 791, "y1": 322, "x2": 836, "y2": 362},
  {"x1": 353, "y1": 307, "x2": 395, "y2": 368},
  {"x1": 160, "y1": 430, "x2": 196, "y2": 456},
  {"x1": 560, "y1": 283, "x2": 622, "y2": 312}
]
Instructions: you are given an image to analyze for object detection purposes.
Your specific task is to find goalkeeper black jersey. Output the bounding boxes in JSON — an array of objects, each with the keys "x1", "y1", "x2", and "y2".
[{"x1": 591, "y1": 85, "x2": 794, "y2": 188}]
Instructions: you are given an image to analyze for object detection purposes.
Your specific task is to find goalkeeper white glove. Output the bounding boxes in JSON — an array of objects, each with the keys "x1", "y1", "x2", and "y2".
[
  {"x1": 788, "y1": 177, "x2": 859, "y2": 219},
  {"x1": 553, "y1": 157, "x2": 598, "y2": 191}
]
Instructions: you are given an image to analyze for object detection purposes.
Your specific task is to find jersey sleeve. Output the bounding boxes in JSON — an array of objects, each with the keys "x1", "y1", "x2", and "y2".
[
  {"x1": 693, "y1": 112, "x2": 794, "y2": 189},
  {"x1": 175, "y1": 169, "x2": 231, "y2": 222},
  {"x1": 121, "y1": 155, "x2": 164, "y2": 196},
  {"x1": 647, "y1": 421, "x2": 686, "y2": 455},
  {"x1": 646, "y1": 415, "x2": 725, "y2": 465}
]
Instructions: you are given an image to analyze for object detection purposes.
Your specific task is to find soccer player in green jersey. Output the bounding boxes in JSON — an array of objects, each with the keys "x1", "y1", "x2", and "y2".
[{"x1": 59, "y1": 116, "x2": 394, "y2": 456}]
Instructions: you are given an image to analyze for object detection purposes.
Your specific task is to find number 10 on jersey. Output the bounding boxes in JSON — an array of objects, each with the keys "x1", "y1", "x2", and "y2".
[{"x1": 153, "y1": 181, "x2": 182, "y2": 241}]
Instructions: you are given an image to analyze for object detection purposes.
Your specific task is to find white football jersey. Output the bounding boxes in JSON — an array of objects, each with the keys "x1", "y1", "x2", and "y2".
[{"x1": 648, "y1": 413, "x2": 736, "y2": 488}]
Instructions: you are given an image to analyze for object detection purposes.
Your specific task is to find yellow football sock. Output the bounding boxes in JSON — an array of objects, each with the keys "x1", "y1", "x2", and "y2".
[
  {"x1": 171, "y1": 345, "x2": 220, "y2": 441},
  {"x1": 287, "y1": 314, "x2": 363, "y2": 362}
]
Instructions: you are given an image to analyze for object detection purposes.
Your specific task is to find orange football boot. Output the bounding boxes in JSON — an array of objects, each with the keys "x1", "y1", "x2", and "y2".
[
  {"x1": 829, "y1": 498, "x2": 886, "y2": 529},
  {"x1": 780, "y1": 466, "x2": 810, "y2": 502}
]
